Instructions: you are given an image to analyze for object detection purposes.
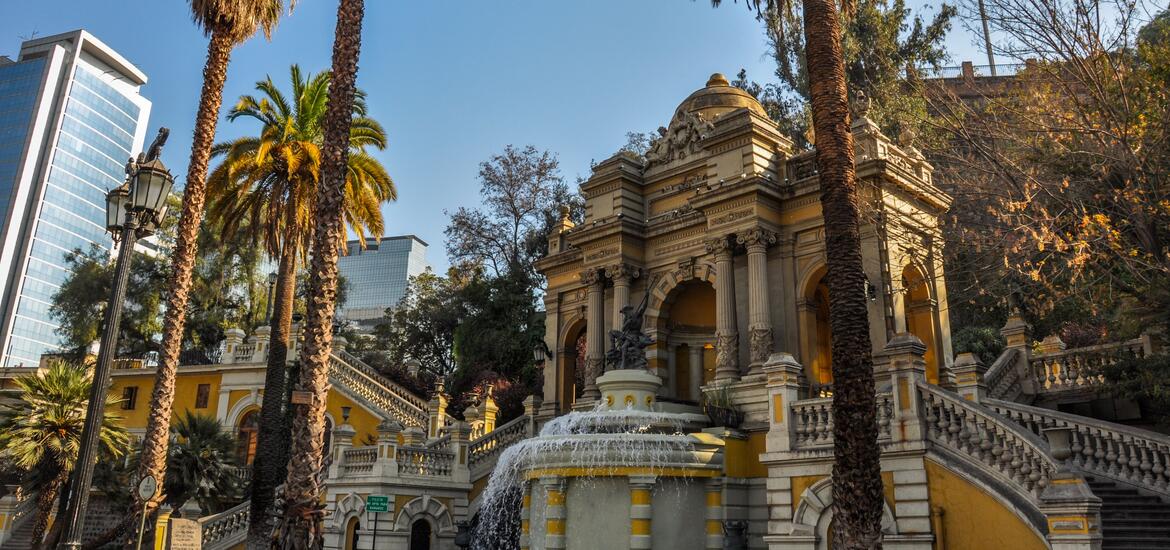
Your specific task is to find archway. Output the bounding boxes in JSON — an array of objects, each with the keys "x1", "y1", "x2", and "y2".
[
  {"x1": 789, "y1": 476, "x2": 897, "y2": 547},
  {"x1": 235, "y1": 409, "x2": 260, "y2": 465},
  {"x1": 410, "y1": 519, "x2": 433, "y2": 550},
  {"x1": 558, "y1": 319, "x2": 587, "y2": 413},
  {"x1": 902, "y1": 264, "x2": 939, "y2": 384},
  {"x1": 799, "y1": 267, "x2": 834, "y2": 395},
  {"x1": 343, "y1": 516, "x2": 360, "y2": 550},
  {"x1": 662, "y1": 280, "x2": 716, "y2": 400}
]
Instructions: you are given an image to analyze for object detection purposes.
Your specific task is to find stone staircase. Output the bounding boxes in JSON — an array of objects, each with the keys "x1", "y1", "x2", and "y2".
[
  {"x1": 326, "y1": 350, "x2": 430, "y2": 428},
  {"x1": 1088, "y1": 476, "x2": 1170, "y2": 550},
  {"x1": 3, "y1": 515, "x2": 36, "y2": 550}
]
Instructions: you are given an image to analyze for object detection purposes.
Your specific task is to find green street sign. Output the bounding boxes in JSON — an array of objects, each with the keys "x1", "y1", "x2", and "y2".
[{"x1": 366, "y1": 495, "x2": 390, "y2": 513}]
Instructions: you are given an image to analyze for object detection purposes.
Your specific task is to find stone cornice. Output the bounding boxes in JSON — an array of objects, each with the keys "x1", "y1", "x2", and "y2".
[{"x1": 564, "y1": 214, "x2": 646, "y2": 249}]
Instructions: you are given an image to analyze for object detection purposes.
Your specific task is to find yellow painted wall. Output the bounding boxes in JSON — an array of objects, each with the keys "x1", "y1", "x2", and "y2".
[
  {"x1": 669, "y1": 283, "x2": 716, "y2": 327},
  {"x1": 925, "y1": 460, "x2": 1047, "y2": 550},
  {"x1": 325, "y1": 392, "x2": 382, "y2": 445},
  {"x1": 790, "y1": 472, "x2": 895, "y2": 514},
  {"x1": 109, "y1": 372, "x2": 223, "y2": 429},
  {"x1": 723, "y1": 433, "x2": 768, "y2": 478}
]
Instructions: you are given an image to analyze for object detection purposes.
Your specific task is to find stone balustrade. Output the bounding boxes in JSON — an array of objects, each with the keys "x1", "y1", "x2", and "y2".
[
  {"x1": 326, "y1": 353, "x2": 429, "y2": 428},
  {"x1": 983, "y1": 347, "x2": 1025, "y2": 401},
  {"x1": 398, "y1": 446, "x2": 455, "y2": 477},
  {"x1": 789, "y1": 394, "x2": 894, "y2": 450},
  {"x1": 1029, "y1": 337, "x2": 1147, "y2": 393},
  {"x1": 341, "y1": 447, "x2": 379, "y2": 475},
  {"x1": 469, "y1": 415, "x2": 530, "y2": 470},
  {"x1": 199, "y1": 500, "x2": 250, "y2": 550},
  {"x1": 920, "y1": 383, "x2": 1059, "y2": 499},
  {"x1": 988, "y1": 398, "x2": 1170, "y2": 496}
]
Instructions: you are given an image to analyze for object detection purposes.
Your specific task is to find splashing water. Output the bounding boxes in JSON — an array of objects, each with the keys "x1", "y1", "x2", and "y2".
[{"x1": 472, "y1": 405, "x2": 708, "y2": 548}]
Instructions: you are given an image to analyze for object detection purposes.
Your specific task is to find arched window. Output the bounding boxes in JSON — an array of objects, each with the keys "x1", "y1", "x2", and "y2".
[
  {"x1": 343, "y1": 517, "x2": 360, "y2": 550},
  {"x1": 902, "y1": 264, "x2": 939, "y2": 383},
  {"x1": 410, "y1": 518, "x2": 432, "y2": 550},
  {"x1": 235, "y1": 410, "x2": 260, "y2": 465}
]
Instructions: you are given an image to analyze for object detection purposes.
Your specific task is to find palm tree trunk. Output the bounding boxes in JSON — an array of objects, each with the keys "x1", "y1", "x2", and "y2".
[
  {"x1": 32, "y1": 468, "x2": 67, "y2": 550},
  {"x1": 247, "y1": 216, "x2": 298, "y2": 549},
  {"x1": 274, "y1": 1, "x2": 365, "y2": 547},
  {"x1": 802, "y1": 0, "x2": 885, "y2": 547},
  {"x1": 125, "y1": 25, "x2": 236, "y2": 548}
]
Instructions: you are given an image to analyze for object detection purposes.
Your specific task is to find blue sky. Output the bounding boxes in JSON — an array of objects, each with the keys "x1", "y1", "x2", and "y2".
[{"x1": 1, "y1": 1, "x2": 987, "y2": 272}]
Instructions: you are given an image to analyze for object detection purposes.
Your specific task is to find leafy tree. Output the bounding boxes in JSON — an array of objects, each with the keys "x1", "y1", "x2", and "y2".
[
  {"x1": 166, "y1": 412, "x2": 242, "y2": 516},
  {"x1": 50, "y1": 244, "x2": 168, "y2": 358},
  {"x1": 374, "y1": 268, "x2": 466, "y2": 379},
  {"x1": 0, "y1": 362, "x2": 130, "y2": 548},
  {"x1": 951, "y1": 326, "x2": 1005, "y2": 365}
]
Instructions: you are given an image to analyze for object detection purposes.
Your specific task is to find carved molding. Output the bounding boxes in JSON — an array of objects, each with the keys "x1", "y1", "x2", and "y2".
[
  {"x1": 605, "y1": 263, "x2": 642, "y2": 283},
  {"x1": 715, "y1": 332, "x2": 739, "y2": 376},
  {"x1": 749, "y1": 326, "x2": 774, "y2": 365},
  {"x1": 645, "y1": 111, "x2": 715, "y2": 167},
  {"x1": 736, "y1": 227, "x2": 778, "y2": 251},
  {"x1": 704, "y1": 236, "x2": 735, "y2": 259},
  {"x1": 579, "y1": 268, "x2": 604, "y2": 287}
]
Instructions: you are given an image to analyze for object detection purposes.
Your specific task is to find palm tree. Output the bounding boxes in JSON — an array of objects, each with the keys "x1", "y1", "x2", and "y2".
[
  {"x1": 207, "y1": 65, "x2": 394, "y2": 548},
  {"x1": 0, "y1": 362, "x2": 130, "y2": 548},
  {"x1": 712, "y1": 1, "x2": 885, "y2": 547},
  {"x1": 165, "y1": 412, "x2": 241, "y2": 516},
  {"x1": 275, "y1": 0, "x2": 368, "y2": 547},
  {"x1": 129, "y1": 0, "x2": 293, "y2": 543}
]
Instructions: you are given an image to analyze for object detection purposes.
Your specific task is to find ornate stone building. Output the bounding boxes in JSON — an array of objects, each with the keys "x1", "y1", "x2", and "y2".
[{"x1": 536, "y1": 73, "x2": 954, "y2": 416}]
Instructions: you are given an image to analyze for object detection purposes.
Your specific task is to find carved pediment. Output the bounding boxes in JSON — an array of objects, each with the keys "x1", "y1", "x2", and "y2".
[{"x1": 645, "y1": 111, "x2": 715, "y2": 167}]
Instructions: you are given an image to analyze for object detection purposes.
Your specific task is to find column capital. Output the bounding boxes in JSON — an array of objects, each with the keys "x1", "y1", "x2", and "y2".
[
  {"x1": 628, "y1": 474, "x2": 658, "y2": 489},
  {"x1": 704, "y1": 235, "x2": 736, "y2": 260},
  {"x1": 580, "y1": 267, "x2": 605, "y2": 288},
  {"x1": 736, "y1": 227, "x2": 777, "y2": 252},
  {"x1": 605, "y1": 263, "x2": 642, "y2": 283}
]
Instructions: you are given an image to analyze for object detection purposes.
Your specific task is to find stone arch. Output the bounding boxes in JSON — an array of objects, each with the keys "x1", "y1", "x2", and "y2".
[
  {"x1": 225, "y1": 392, "x2": 262, "y2": 430},
  {"x1": 797, "y1": 263, "x2": 832, "y2": 392},
  {"x1": 901, "y1": 261, "x2": 940, "y2": 383},
  {"x1": 394, "y1": 495, "x2": 455, "y2": 535},
  {"x1": 645, "y1": 262, "x2": 718, "y2": 330},
  {"x1": 332, "y1": 492, "x2": 366, "y2": 531},
  {"x1": 789, "y1": 477, "x2": 897, "y2": 545},
  {"x1": 558, "y1": 313, "x2": 589, "y2": 412},
  {"x1": 645, "y1": 265, "x2": 718, "y2": 400}
]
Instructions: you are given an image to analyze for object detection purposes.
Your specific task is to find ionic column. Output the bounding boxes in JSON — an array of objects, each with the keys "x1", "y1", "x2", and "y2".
[
  {"x1": 606, "y1": 264, "x2": 641, "y2": 329},
  {"x1": 581, "y1": 268, "x2": 606, "y2": 399},
  {"x1": 706, "y1": 236, "x2": 739, "y2": 381},
  {"x1": 664, "y1": 343, "x2": 676, "y2": 397},
  {"x1": 737, "y1": 228, "x2": 777, "y2": 375},
  {"x1": 519, "y1": 480, "x2": 532, "y2": 550},
  {"x1": 704, "y1": 478, "x2": 724, "y2": 549},
  {"x1": 629, "y1": 475, "x2": 656, "y2": 549},
  {"x1": 689, "y1": 345, "x2": 704, "y2": 401},
  {"x1": 541, "y1": 476, "x2": 568, "y2": 550}
]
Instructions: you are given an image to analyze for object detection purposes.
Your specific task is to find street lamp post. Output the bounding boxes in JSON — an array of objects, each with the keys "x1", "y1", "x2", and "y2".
[
  {"x1": 265, "y1": 271, "x2": 277, "y2": 324},
  {"x1": 58, "y1": 131, "x2": 174, "y2": 550}
]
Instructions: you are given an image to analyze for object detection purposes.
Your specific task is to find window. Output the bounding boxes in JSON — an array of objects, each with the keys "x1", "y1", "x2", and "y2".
[
  {"x1": 195, "y1": 384, "x2": 211, "y2": 409},
  {"x1": 121, "y1": 386, "x2": 138, "y2": 410}
]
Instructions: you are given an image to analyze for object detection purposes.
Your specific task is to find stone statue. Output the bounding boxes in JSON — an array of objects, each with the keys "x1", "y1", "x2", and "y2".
[
  {"x1": 605, "y1": 287, "x2": 654, "y2": 371},
  {"x1": 144, "y1": 127, "x2": 169, "y2": 162}
]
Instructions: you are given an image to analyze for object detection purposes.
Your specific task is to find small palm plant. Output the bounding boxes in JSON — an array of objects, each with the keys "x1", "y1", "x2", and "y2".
[
  {"x1": 0, "y1": 362, "x2": 130, "y2": 548},
  {"x1": 165, "y1": 411, "x2": 242, "y2": 516}
]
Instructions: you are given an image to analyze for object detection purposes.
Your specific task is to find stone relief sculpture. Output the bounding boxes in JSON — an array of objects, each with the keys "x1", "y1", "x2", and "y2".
[
  {"x1": 605, "y1": 287, "x2": 654, "y2": 371},
  {"x1": 645, "y1": 111, "x2": 715, "y2": 166}
]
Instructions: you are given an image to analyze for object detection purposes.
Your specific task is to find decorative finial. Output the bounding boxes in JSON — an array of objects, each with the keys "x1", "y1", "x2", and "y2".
[
  {"x1": 706, "y1": 73, "x2": 730, "y2": 87},
  {"x1": 559, "y1": 204, "x2": 570, "y2": 221},
  {"x1": 852, "y1": 90, "x2": 871, "y2": 119}
]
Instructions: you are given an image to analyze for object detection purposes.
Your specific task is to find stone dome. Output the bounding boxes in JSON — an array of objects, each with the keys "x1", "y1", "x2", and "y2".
[{"x1": 671, "y1": 73, "x2": 768, "y2": 125}]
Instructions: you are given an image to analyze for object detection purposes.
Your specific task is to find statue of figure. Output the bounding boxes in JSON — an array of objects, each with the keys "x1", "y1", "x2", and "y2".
[
  {"x1": 644, "y1": 126, "x2": 670, "y2": 164},
  {"x1": 605, "y1": 287, "x2": 654, "y2": 371},
  {"x1": 144, "y1": 127, "x2": 169, "y2": 161}
]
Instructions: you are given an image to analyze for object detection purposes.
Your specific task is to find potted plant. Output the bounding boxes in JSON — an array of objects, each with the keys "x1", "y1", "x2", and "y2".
[{"x1": 701, "y1": 383, "x2": 744, "y2": 429}]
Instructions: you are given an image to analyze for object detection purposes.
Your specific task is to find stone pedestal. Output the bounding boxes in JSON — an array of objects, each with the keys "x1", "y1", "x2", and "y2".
[{"x1": 596, "y1": 369, "x2": 663, "y2": 411}]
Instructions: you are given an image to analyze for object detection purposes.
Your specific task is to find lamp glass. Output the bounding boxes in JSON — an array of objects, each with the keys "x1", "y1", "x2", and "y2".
[
  {"x1": 105, "y1": 187, "x2": 129, "y2": 232},
  {"x1": 130, "y1": 160, "x2": 174, "y2": 214},
  {"x1": 534, "y1": 343, "x2": 545, "y2": 363}
]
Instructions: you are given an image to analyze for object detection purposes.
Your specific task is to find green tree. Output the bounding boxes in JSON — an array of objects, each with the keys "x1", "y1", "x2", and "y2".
[
  {"x1": 278, "y1": 0, "x2": 369, "y2": 546},
  {"x1": 133, "y1": 1, "x2": 293, "y2": 542},
  {"x1": 207, "y1": 64, "x2": 393, "y2": 547},
  {"x1": 0, "y1": 362, "x2": 130, "y2": 548},
  {"x1": 374, "y1": 269, "x2": 466, "y2": 378},
  {"x1": 166, "y1": 412, "x2": 242, "y2": 516},
  {"x1": 713, "y1": 0, "x2": 887, "y2": 546}
]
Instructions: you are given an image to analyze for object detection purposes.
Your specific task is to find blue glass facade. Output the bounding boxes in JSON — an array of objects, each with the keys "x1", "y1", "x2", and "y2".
[
  {"x1": 337, "y1": 236, "x2": 430, "y2": 323},
  {"x1": 0, "y1": 33, "x2": 149, "y2": 368}
]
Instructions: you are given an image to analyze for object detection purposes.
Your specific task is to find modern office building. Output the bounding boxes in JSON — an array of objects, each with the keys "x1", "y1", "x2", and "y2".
[
  {"x1": 337, "y1": 235, "x2": 430, "y2": 327},
  {"x1": 0, "y1": 31, "x2": 151, "y2": 367}
]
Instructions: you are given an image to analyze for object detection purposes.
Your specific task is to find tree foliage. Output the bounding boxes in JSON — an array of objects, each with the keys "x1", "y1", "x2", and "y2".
[{"x1": 165, "y1": 412, "x2": 243, "y2": 515}]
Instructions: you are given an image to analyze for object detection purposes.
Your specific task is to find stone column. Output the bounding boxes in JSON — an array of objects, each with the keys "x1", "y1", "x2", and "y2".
[
  {"x1": 762, "y1": 352, "x2": 804, "y2": 453},
  {"x1": 606, "y1": 264, "x2": 641, "y2": 329},
  {"x1": 222, "y1": 328, "x2": 245, "y2": 364},
  {"x1": 885, "y1": 333, "x2": 928, "y2": 444},
  {"x1": 689, "y1": 345, "x2": 704, "y2": 401},
  {"x1": 520, "y1": 481, "x2": 533, "y2": 550},
  {"x1": 328, "y1": 423, "x2": 356, "y2": 479},
  {"x1": 628, "y1": 475, "x2": 656, "y2": 549},
  {"x1": 706, "y1": 236, "x2": 740, "y2": 381},
  {"x1": 704, "y1": 478, "x2": 724, "y2": 550},
  {"x1": 428, "y1": 379, "x2": 449, "y2": 439},
  {"x1": 451, "y1": 421, "x2": 471, "y2": 483},
  {"x1": 582, "y1": 268, "x2": 606, "y2": 399},
  {"x1": 541, "y1": 476, "x2": 568, "y2": 550},
  {"x1": 737, "y1": 228, "x2": 777, "y2": 376},
  {"x1": 375, "y1": 420, "x2": 402, "y2": 478},
  {"x1": 481, "y1": 385, "x2": 499, "y2": 434},
  {"x1": 664, "y1": 343, "x2": 677, "y2": 398}
]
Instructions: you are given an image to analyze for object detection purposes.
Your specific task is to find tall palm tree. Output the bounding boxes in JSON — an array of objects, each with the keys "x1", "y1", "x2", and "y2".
[
  {"x1": 275, "y1": 0, "x2": 368, "y2": 547},
  {"x1": 128, "y1": 0, "x2": 294, "y2": 543},
  {"x1": 207, "y1": 65, "x2": 394, "y2": 548},
  {"x1": 712, "y1": 1, "x2": 885, "y2": 547},
  {"x1": 165, "y1": 412, "x2": 242, "y2": 516},
  {"x1": 0, "y1": 362, "x2": 130, "y2": 548}
]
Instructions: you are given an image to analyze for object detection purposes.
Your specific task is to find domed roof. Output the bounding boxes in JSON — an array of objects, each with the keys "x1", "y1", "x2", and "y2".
[{"x1": 671, "y1": 73, "x2": 767, "y2": 125}]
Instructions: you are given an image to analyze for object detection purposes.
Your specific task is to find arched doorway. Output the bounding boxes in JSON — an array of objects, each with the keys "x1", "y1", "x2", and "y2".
[
  {"x1": 343, "y1": 517, "x2": 360, "y2": 550},
  {"x1": 235, "y1": 409, "x2": 260, "y2": 465},
  {"x1": 559, "y1": 321, "x2": 587, "y2": 413},
  {"x1": 800, "y1": 268, "x2": 834, "y2": 395},
  {"x1": 410, "y1": 518, "x2": 432, "y2": 550},
  {"x1": 902, "y1": 264, "x2": 939, "y2": 383},
  {"x1": 661, "y1": 280, "x2": 716, "y2": 401}
]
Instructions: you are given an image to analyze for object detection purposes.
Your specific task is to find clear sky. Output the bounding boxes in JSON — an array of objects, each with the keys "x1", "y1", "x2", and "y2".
[{"x1": 1, "y1": 0, "x2": 987, "y2": 272}]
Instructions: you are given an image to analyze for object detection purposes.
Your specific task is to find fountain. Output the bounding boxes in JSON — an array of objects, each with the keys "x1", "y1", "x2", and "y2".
[{"x1": 474, "y1": 292, "x2": 725, "y2": 550}]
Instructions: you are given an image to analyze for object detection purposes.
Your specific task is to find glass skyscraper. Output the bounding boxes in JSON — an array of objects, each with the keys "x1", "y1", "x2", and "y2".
[
  {"x1": 337, "y1": 235, "x2": 430, "y2": 327},
  {"x1": 0, "y1": 31, "x2": 151, "y2": 367}
]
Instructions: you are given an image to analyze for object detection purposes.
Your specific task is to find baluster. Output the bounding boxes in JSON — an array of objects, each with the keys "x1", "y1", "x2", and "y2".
[
  {"x1": 1139, "y1": 442, "x2": 1154, "y2": 486},
  {"x1": 1069, "y1": 428, "x2": 1085, "y2": 469},
  {"x1": 1126, "y1": 437, "x2": 1142, "y2": 483},
  {"x1": 825, "y1": 404, "x2": 835, "y2": 441},
  {"x1": 1008, "y1": 440, "x2": 1025, "y2": 484},
  {"x1": 1104, "y1": 437, "x2": 1120, "y2": 476},
  {"x1": 1091, "y1": 429, "x2": 1106, "y2": 471},
  {"x1": 924, "y1": 396, "x2": 940, "y2": 439},
  {"x1": 1153, "y1": 445, "x2": 1168, "y2": 490},
  {"x1": 970, "y1": 418, "x2": 988, "y2": 461},
  {"x1": 946, "y1": 404, "x2": 962, "y2": 444}
]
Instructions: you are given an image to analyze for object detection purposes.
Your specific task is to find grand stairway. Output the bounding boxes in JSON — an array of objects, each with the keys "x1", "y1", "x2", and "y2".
[{"x1": 1087, "y1": 476, "x2": 1170, "y2": 550}]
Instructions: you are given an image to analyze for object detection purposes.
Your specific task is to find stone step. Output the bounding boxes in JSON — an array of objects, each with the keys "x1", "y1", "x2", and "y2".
[{"x1": 1101, "y1": 536, "x2": 1170, "y2": 548}]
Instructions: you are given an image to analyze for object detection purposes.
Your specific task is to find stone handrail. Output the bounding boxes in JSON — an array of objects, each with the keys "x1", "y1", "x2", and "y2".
[
  {"x1": 398, "y1": 446, "x2": 454, "y2": 477},
  {"x1": 987, "y1": 398, "x2": 1170, "y2": 496},
  {"x1": 1, "y1": 489, "x2": 36, "y2": 545},
  {"x1": 199, "y1": 500, "x2": 250, "y2": 550},
  {"x1": 335, "y1": 350, "x2": 430, "y2": 411},
  {"x1": 342, "y1": 447, "x2": 378, "y2": 475},
  {"x1": 790, "y1": 393, "x2": 895, "y2": 450},
  {"x1": 920, "y1": 383, "x2": 1059, "y2": 499},
  {"x1": 469, "y1": 415, "x2": 530, "y2": 471},
  {"x1": 232, "y1": 465, "x2": 252, "y2": 483},
  {"x1": 984, "y1": 347, "x2": 1025, "y2": 401},
  {"x1": 1030, "y1": 338, "x2": 1146, "y2": 393},
  {"x1": 426, "y1": 433, "x2": 452, "y2": 450},
  {"x1": 233, "y1": 344, "x2": 259, "y2": 363},
  {"x1": 327, "y1": 353, "x2": 428, "y2": 427}
]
